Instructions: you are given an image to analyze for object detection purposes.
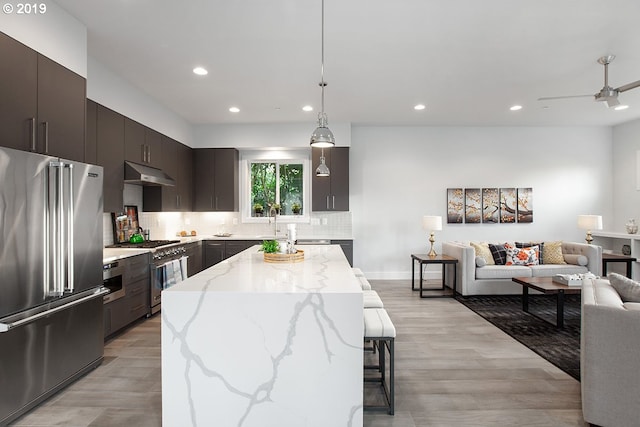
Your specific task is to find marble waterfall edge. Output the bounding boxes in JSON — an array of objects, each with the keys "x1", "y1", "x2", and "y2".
[{"x1": 161, "y1": 245, "x2": 364, "y2": 426}]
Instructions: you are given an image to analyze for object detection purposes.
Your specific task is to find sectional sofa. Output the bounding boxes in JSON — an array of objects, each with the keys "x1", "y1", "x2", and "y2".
[
  {"x1": 442, "y1": 241, "x2": 602, "y2": 295},
  {"x1": 581, "y1": 276, "x2": 640, "y2": 427}
]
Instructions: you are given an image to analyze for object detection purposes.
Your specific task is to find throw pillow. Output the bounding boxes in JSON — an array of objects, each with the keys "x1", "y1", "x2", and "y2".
[
  {"x1": 505, "y1": 245, "x2": 539, "y2": 266},
  {"x1": 542, "y1": 241, "x2": 566, "y2": 264},
  {"x1": 488, "y1": 243, "x2": 507, "y2": 265},
  {"x1": 470, "y1": 242, "x2": 495, "y2": 265},
  {"x1": 475, "y1": 256, "x2": 487, "y2": 267},
  {"x1": 563, "y1": 254, "x2": 588, "y2": 266},
  {"x1": 516, "y1": 241, "x2": 545, "y2": 264},
  {"x1": 608, "y1": 272, "x2": 640, "y2": 302}
]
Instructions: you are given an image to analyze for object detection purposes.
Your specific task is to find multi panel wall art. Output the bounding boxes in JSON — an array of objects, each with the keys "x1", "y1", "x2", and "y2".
[{"x1": 447, "y1": 187, "x2": 533, "y2": 224}]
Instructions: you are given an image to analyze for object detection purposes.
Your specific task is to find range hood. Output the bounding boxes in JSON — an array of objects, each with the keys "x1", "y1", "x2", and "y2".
[{"x1": 124, "y1": 161, "x2": 175, "y2": 186}]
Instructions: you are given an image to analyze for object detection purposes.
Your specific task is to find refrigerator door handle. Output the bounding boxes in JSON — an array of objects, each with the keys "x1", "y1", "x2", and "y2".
[
  {"x1": 43, "y1": 160, "x2": 51, "y2": 296},
  {"x1": 0, "y1": 288, "x2": 109, "y2": 333},
  {"x1": 65, "y1": 163, "x2": 74, "y2": 292},
  {"x1": 50, "y1": 161, "x2": 65, "y2": 297}
]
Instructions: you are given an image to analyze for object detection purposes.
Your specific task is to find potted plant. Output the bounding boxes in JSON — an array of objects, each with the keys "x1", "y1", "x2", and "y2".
[
  {"x1": 271, "y1": 203, "x2": 281, "y2": 215},
  {"x1": 253, "y1": 203, "x2": 263, "y2": 216},
  {"x1": 260, "y1": 240, "x2": 279, "y2": 254},
  {"x1": 292, "y1": 203, "x2": 301, "y2": 215}
]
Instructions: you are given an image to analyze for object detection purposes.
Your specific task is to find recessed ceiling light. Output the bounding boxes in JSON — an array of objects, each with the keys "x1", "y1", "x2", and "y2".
[
  {"x1": 302, "y1": 105, "x2": 314, "y2": 112},
  {"x1": 615, "y1": 104, "x2": 629, "y2": 111},
  {"x1": 193, "y1": 67, "x2": 208, "y2": 76},
  {"x1": 510, "y1": 105, "x2": 523, "y2": 111},
  {"x1": 414, "y1": 104, "x2": 426, "y2": 111},
  {"x1": 229, "y1": 107, "x2": 240, "y2": 113}
]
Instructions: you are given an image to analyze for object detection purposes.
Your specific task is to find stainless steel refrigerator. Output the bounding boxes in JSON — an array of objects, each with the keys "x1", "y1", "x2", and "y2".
[{"x1": 0, "y1": 146, "x2": 107, "y2": 424}]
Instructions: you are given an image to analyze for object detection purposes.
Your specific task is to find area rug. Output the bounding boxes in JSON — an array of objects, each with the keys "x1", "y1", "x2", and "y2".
[{"x1": 456, "y1": 294, "x2": 581, "y2": 381}]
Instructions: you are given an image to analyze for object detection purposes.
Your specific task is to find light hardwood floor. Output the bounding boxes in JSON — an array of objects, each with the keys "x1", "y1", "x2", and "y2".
[{"x1": 11, "y1": 280, "x2": 586, "y2": 426}]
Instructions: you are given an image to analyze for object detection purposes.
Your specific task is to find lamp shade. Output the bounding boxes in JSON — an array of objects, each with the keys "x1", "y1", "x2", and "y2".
[
  {"x1": 422, "y1": 215, "x2": 443, "y2": 231},
  {"x1": 577, "y1": 214, "x2": 603, "y2": 230}
]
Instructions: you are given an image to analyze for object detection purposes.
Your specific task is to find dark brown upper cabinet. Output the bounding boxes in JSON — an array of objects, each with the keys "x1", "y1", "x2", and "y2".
[
  {"x1": 124, "y1": 118, "x2": 162, "y2": 169},
  {"x1": 311, "y1": 147, "x2": 349, "y2": 211},
  {"x1": 0, "y1": 32, "x2": 37, "y2": 152},
  {"x1": 193, "y1": 148, "x2": 239, "y2": 212},
  {"x1": 0, "y1": 32, "x2": 86, "y2": 162},
  {"x1": 96, "y1": 104, "x2": 125, "y2": 213},
  {"x1": 143, "y1": 136, "x2": 192, "y2": 212},
  {"x1": 85, "y1": 99, "x2": 98, "y2": 165}
]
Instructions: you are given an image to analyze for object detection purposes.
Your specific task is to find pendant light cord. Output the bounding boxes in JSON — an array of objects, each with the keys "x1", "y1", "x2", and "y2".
[{"x1": 320, "y1": 0, "x2": 325, "y2": 118}]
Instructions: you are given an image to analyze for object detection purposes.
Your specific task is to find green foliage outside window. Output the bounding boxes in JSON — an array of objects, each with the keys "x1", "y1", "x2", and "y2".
[{"x1": 250, "y1": 162, "x2": 303, "y2": 216}]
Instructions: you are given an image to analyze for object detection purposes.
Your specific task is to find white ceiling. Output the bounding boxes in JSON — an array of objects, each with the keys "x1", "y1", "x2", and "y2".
[{"x1": 54, "y1": 0, "x2": 640, "y2": 127}]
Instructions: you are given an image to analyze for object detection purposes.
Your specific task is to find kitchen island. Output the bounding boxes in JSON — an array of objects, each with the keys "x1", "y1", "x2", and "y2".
[{"x1": 161, "y1": 245, "x2": 363, "y2": 426}]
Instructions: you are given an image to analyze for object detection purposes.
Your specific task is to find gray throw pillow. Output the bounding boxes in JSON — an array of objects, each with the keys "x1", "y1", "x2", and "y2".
[
  {"x1": 564, "y1": 254, "x2": 588, "y2": 266},
  {"x1": 475, "y1": 256, "x2": 486, "y2": 268},
  {"x1": 608, "y1": 272, "x2": 640, "y2": 302}
]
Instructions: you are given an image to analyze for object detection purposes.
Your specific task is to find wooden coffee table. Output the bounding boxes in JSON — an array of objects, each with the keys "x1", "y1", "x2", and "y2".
[{"x1": 511, "y1": 277, "x2": 582, "y2": 328}]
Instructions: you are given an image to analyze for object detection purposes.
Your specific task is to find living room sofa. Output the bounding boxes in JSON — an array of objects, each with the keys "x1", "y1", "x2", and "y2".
[
  {"x1": 581, "y1": 277, "x2": 640, "y2": 427},
  {"x1": 442, "y1": 241, "x2": 601, "y2": 295}
]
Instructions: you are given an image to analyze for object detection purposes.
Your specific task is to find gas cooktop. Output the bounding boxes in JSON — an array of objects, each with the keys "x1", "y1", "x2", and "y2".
[{"x1": 105, "y1": 240, "x2": 180, "y2": 249}]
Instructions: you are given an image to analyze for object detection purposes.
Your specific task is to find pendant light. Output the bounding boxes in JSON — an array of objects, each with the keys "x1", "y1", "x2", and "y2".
[
  {"x1": 316, "y1": 148, "x2": 330, "y2": 176},
  {"x1": 310, "y1": 0, "x2": 335, "y2": 148}
]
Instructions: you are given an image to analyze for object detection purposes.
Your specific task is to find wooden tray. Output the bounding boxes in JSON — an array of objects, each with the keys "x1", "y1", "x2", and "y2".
[{"x1": 264, "y1": 250, "x2": 304, "y2": 263}]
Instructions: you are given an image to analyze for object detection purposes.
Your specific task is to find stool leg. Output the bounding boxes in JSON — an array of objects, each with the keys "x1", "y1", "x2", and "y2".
[{"x1": 389, "y1": 338, "x2": 395, "y2": 415}]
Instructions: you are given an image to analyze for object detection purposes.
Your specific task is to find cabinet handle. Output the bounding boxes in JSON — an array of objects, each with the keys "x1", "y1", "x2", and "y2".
[
  {"x1": 29, "y1": 118, "x2": 36, "y2": 152},
  {"x1": 141, "y1": 144, "x2": 146, "y2": 163},
  {"x1": 326, "y1": 196, "x2": 330, "y2": 210},
  {"x1": 43, "y1": 121, "x2": 49, "y2": 154},
  {"x1": 332, "y1": 195, "x2": 335, "y2": 209},
  {"x1": 147, "y1": 144, "x2": 151, "y2": 164},
  {"x1": 215, "y1": 197, "x2": 218, "y2": 210},
  {"x1": 176, "y1": 195, "x2": 180, "y2": 209}
]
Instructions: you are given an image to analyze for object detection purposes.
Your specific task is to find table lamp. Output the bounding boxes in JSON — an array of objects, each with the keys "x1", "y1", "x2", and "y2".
[
  {"x1": 577, "y1": 214, "x2": 602, "y2": 244},
  {"x1": 422, "y1": 215, "x2": 443, "y2": 257}
]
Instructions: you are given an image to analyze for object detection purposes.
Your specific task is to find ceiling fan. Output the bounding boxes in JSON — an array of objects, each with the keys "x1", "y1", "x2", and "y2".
[{"x1": 538, "y1": 55, "x2": 640, "y2": 108}]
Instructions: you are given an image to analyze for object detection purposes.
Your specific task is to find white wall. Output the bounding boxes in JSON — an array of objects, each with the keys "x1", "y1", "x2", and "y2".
[
  {"x1": 0, "y1": 0, "x2": 86, "y2": 77},
  {"x1": 612, "y1": 118, "x2": 640, "y2": 231},
  {"x1": 87, "y1": 57, "x2": 194, "y2": 146},
  {"x1": 350, "y1": 126, "x2": 614, "y2": 279},
  {"x1": 193, "y1": 123, "x2": 351, "y2": 148}
]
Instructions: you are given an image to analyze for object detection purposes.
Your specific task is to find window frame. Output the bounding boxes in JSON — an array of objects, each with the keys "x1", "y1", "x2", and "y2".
[{"x1": 240, "y1": 149, "x2": 311, "y2": 224}]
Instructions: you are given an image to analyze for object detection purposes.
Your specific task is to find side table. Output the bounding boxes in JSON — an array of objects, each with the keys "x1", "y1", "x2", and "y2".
[
  {"x1": 602, "y1": 253, "x2": 636, "y2": 278},
  {"x1": 410, "y1": 254, "x2": 458, "y2": 298}
]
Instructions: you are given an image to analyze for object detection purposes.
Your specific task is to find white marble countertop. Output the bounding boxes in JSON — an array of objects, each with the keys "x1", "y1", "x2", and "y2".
[
  {"x1": 102, "y1": 247, "x2": 150, "y2": 263},
  {"x1": 166, "y1": 244, "x2": 361, "y2": 294},
  {"x1": 161, "y1": 244, "x2": 363, "y2": 426}
]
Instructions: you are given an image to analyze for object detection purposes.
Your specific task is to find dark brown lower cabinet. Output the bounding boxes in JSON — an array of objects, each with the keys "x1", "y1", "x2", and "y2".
[
  {"x1": 332, "y1": 240, "x2": 353, "y2": 266},
  {"x1": 203, "y1": 240, "x2": 261, "y2": 269},
  {"x1": 104, "y1": 253, "x2": 150, "y2": 339},
  {"x1": 185, "y1": 242, "x2": 203, "y2": 276}
]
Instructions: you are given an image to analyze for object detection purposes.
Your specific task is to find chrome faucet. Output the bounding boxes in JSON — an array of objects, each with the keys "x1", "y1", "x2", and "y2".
[{"x1": 268, "y1": 206, "x2": 280, "y2": 236}]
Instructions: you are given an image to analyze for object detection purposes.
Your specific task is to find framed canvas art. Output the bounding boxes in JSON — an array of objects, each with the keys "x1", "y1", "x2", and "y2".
[
  {"x1": 465, "y1": 188, "x2": 481, "y2": 223},
  {"x1": 482, "y1": 188, "x2": 499, "y2": 223},
  {"x1": 517, "y1": 187, "x2": 533, "y2": 223},
  {"x1": 447, "y1": 188, "x2": 464, "y2": 223},
  {"x1": 500, "y1": 188, "x2": 517, "y2": 223}
]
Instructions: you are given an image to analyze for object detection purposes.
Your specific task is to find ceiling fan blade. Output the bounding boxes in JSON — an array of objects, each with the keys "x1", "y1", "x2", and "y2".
[
  {"x1": 616, "y1": 80, "x2": 640, "y2": 93},
  {"x1": 537, "y1": 94, "x2": 593, "y2": 101}
]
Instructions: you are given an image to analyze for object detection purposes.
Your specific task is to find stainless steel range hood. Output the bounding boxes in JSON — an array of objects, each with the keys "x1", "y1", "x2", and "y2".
[{"x1": 124, "y1": 161, "x2": 175, "y2": 186}]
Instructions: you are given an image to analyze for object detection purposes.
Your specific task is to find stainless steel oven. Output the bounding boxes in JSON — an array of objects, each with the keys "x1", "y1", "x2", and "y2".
[
  {"x1": 102, "y1": 261, "x2": 125, "y2": 304},
  {"x1": 150, "y1": 245, "x2": 188, "y2": 315}
]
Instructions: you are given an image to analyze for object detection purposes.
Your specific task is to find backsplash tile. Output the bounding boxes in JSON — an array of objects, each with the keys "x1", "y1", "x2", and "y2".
[{"x1": 103, "y1": 210, "x2": 352, "y2": 244}]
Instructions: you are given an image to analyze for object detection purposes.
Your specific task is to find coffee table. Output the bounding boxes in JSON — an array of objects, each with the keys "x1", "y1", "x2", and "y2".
[{"x1": 511, "y1": 277, "x2": 582, "y2": 328}]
